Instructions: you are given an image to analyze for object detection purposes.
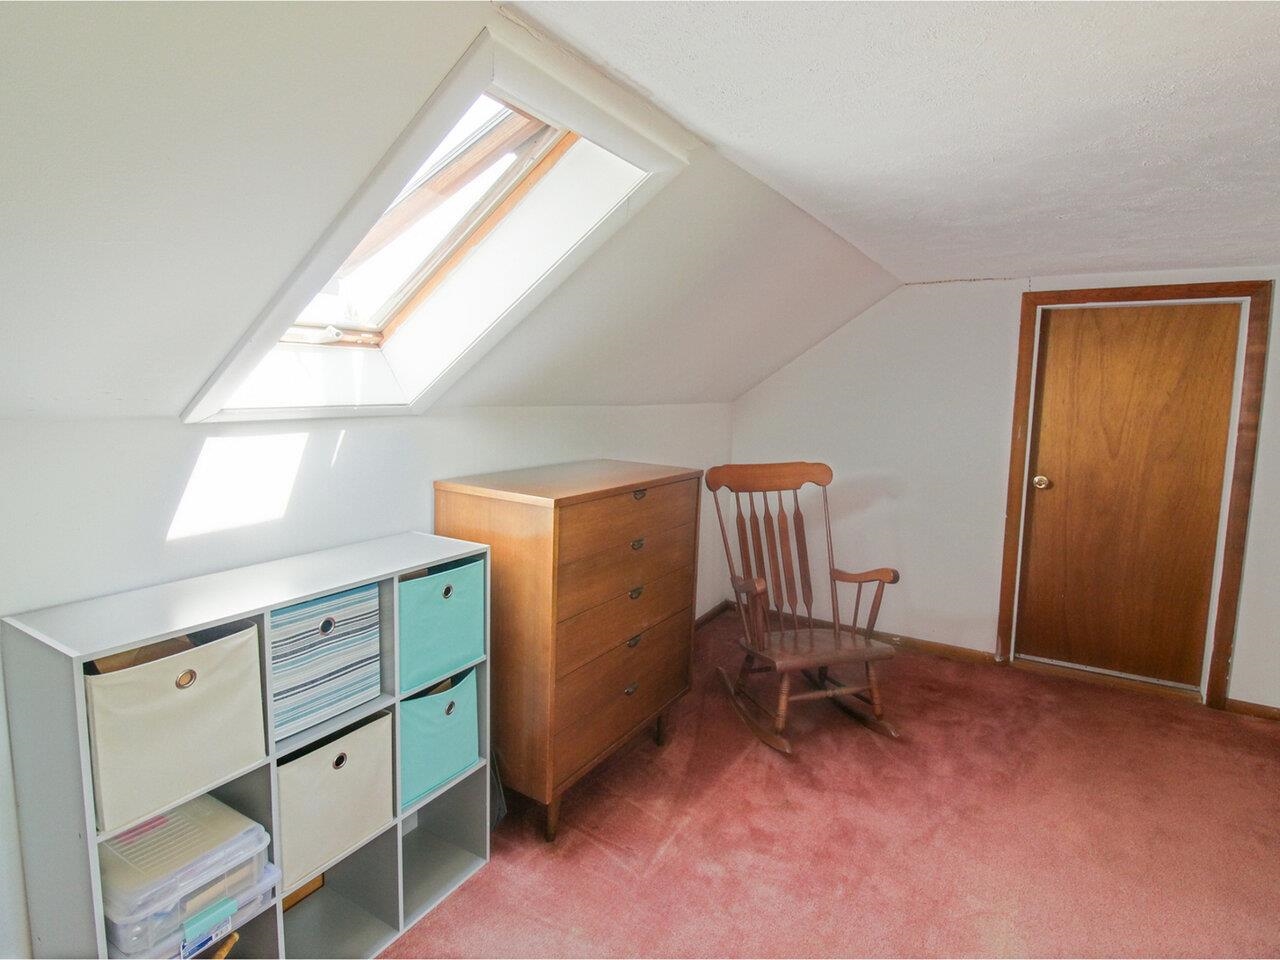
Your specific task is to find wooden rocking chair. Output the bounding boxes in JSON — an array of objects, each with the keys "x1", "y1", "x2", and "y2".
[{"x1": 706, "y1": 462, "x2": 900, "y2": 754}]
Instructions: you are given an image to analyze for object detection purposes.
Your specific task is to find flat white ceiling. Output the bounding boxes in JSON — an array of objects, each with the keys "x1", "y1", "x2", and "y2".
[{"x1": 513, "y1": 1, "x2": 1280, "y2": 281}]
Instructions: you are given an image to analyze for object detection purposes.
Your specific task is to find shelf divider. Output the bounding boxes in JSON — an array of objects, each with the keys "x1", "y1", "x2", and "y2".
[
  {"x1": 397, "y1": 655, "x2": 487, "y2": 700},
  {"x1": 399, "y1": 758, "x2": 488, "y2": 821},
  {"x1": 273, "y1": 693, "x2": 396, "y2": 759}
]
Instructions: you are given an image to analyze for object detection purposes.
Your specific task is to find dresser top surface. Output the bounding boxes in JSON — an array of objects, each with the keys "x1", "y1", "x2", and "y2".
[{"x1": 434, "y1": 459, "x2": 702, "y2": 507}]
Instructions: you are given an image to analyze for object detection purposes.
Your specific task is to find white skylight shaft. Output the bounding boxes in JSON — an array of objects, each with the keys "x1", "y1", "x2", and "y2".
[{"x1": 190, "y1": 29, "x2": 690, "y2": 424}]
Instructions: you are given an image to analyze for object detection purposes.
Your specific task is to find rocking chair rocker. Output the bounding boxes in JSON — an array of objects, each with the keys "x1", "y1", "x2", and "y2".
[{"x1": 706, "y1": 462, "x2": 901, "y2": 754}]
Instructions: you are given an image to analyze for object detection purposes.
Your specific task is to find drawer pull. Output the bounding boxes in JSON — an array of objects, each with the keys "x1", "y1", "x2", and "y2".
[
  {"x1": 445, "y1": 700, "x2": 456, "y2": 717},
  {"x1": 624, "y1": 683, "x2": 638, "y2": 696},
  {"x1": 332, "y1": 752, "x2": 348, "y2": 771},
  {"x1": 630, "y1": 538, "x2": 645, "y2": 551},
  {"x1": 626, "y1": 634, "x2": 641, "y2": 648},
  {"x1": 442, "y1": 583, "x2": 454, "y2": 600},
  {"x1": 175, "y1": 668, "x2": 197, "y2": 690},
  {"x1": 629, "y1": 586, "x2": 644, "y2": 600},
  {"x1": 633, "y1": 489, "x2": 647, "y2": 501},
  {"x1": 319, "y1": 616, "x2": 336, "y2": 636}
]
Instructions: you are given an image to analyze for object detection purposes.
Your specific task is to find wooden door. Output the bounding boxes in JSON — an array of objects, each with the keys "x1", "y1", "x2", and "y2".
[{"x1": 1015, "y1": 302, "x2": 1240, "y2": 686}]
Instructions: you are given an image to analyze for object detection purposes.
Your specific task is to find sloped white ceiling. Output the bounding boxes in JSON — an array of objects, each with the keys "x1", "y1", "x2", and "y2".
[
  {"x1": 440, "y1": 145, "x2": 896, "y2": 406},
  {"x1": 0, "y1": 2, "x2": 897, "y2": 418},
  {"x1": 513, "y1": 1, "x2": 1280, "y2": 282},
  {"x1": 0, "y1": 2, "x2": 490, "y2": 418}
]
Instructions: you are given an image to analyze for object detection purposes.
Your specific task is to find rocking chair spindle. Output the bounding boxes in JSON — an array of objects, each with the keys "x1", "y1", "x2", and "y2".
[{"x1": 706, "y1": 462, "x2": 901, "y2": 754}]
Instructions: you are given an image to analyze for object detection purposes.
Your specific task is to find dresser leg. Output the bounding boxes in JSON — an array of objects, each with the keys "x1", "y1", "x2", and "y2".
[
  {"x1": 654, "y1": 711, "x2": 668, "y2": 746},
  {"x1": 543, "y1": 798, "x2": 561, "y2": 842}
]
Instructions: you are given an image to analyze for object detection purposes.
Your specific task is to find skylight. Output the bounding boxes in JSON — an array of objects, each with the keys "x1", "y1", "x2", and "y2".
[
  {"x1": 282, "y1": 95, "x2": 565, "y2": 348},
  {"x1": 184, "y1": 29, "x2": 689, "y2": 422}
]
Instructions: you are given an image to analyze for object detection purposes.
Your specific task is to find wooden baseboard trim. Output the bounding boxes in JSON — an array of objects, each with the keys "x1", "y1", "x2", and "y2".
[
  {"x1": 1009, "y1": 656, "x2": 1202, "y2": 704},
  {"x1": 698, "y1": 603, "x2": 1280, "y2": 720},
  {"x1": 871, "y1": 630, "x2": 997, "y2": 665},
  {"x1": 695, "y1": 599, "x2": 734, "y2": 629},
  {"x1": 736, "y1": 607, "x2": 997, "y2": 665},
  {"x1": 1225, "y1": 697, "x2": 1280, "y2": 721}
]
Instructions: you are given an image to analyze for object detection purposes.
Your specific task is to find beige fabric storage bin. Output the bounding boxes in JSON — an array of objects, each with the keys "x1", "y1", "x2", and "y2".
[
  {"x1": 85, "y1": 624, "x2": 267, "y2": 833},
  {"x1": 277, "y1": 712, "x2": 393, "y2": 891}
]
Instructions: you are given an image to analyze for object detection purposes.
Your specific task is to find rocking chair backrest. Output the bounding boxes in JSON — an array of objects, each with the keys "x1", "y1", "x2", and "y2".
[{"x1": 706, "y1": 462, "x2": 841, "y2": 648}]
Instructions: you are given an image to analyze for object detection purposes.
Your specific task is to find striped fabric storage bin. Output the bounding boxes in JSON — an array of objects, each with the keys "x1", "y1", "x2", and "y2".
[{"x1": 268, "y1": 584, "x2": 381, "y2": 740}]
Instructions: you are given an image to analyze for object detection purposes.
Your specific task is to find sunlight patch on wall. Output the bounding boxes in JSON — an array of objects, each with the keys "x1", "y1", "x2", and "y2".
[{"x1": 167, "y1": 434, "x2": 308, "y2": 540}]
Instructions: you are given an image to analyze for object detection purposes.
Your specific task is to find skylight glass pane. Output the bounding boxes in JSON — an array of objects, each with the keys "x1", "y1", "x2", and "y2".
[
  {"x1": 391, "y1": 96, "x2": 507, "y2": 207},
  {"x1": 290, "y1": 94, "x2": 552, "y2": 336},
  {"x1": 295, "y1": 154, "x2": 515, "y2": 331},
  {"x1": 379, "y1": 137, "x2": 647, "y2": 395}
]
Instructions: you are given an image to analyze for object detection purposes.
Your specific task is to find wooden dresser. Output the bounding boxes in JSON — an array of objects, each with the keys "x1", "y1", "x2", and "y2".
[{"x1": 434, "y1": 459, "x2": 701, "y2": 839}]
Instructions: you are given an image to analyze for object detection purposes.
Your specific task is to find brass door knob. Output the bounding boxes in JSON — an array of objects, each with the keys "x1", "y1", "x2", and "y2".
[{"x1": 1032, "y1": 475, "x2": 1051, "y2": 489}]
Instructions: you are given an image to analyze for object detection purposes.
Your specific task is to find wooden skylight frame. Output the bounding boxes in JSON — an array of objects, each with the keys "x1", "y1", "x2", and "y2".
[
  {"x1": 281, "y1": 99, "x2": 578, "y2": 349},
  {"x1": 377, "y1": 130, "x2": 579, "y2": 345}
]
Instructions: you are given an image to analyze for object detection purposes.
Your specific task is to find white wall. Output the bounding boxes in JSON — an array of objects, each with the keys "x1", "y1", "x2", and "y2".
[
  {"x1": 731, "y1": 280, "x2": 1023, "y2": 651},
  {"x1": 732, "y1": 267, "x2": 1280, "y2": 710},
  {"x1": 0, "y1": 407, "x2": 731, "y2": 617},
  {"x1": 0, "y1": 404, "x2": 732, "y2": 955}
]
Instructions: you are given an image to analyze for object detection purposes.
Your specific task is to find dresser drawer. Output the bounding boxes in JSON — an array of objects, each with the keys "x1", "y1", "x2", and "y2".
[
  {"x1": 556, "y1": 566, "x2": 694, "y2": 678},
  {"x1": 557, "y1": 522, "x2": 697, "y2": 621},
  {"x1": 557, "y1": 478, "x2": 698, "y2": 565},
  {"x1": 555, "y1": 607, "x2": 691, "y2": 733},
  {"x1": 553, "y1": 650, "x2": 689, "y2": 786}
]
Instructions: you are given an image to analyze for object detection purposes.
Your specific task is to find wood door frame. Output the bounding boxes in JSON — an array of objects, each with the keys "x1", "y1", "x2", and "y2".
[{"x1": 996, "y1": 280, "x2": 1273, "y2": 708}]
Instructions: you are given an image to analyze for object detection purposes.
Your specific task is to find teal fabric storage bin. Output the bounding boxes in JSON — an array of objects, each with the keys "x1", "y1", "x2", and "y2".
[
  {"x1": 400, "y1": 668, "x2": 479, "y2": 809},
  {"x1": 399, "y1": 557, "x2": 485, "y2": 693}
]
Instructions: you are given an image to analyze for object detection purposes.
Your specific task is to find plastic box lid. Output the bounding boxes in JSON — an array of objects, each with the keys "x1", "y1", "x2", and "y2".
[{"x1": 100, "y1": 794, "x2": 269, "y2": 923}]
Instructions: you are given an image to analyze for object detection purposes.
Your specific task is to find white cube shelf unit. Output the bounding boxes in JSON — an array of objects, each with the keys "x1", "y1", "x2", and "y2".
[{"x1": 2, "y1": 532, "x2": 490, "y2": 959}]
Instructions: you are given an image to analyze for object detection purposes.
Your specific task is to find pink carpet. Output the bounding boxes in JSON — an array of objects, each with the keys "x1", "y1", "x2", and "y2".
[{"x1": 384, "y1": 611, "x2": 1280, "y2": 958}]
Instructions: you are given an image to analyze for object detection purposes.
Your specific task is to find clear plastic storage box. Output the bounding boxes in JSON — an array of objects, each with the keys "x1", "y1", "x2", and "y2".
[
  {"x1": 99, "y1": 795, "x2": 275, "y2": 957},
  {"x1": 107, "y1": 863, "x2": 279, "y2": 960}
]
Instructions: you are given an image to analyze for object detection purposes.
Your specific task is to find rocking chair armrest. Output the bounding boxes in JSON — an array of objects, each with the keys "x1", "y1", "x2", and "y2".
[
  {"x1": 831, "y1": 566, "x2": 900, "y2": 585},
  {"x1": 731, "y1": 575, "x2": 768, "y2": 599}
]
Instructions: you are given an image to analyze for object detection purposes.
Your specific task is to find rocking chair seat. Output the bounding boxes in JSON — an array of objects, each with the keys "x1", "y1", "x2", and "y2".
[{"x1": 744, "y1": 625, "x2": 896, "y2": 672}]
